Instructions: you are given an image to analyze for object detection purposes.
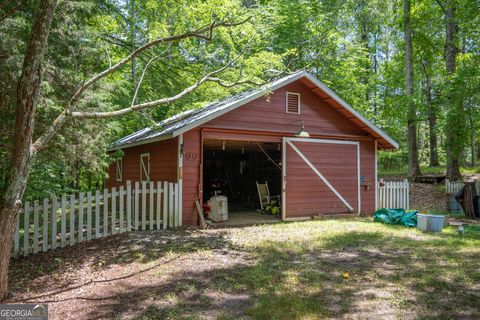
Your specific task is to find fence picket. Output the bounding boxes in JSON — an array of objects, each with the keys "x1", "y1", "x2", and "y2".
[
  {"x1": 95, "y1": 190, "x2": 101, "y2": 238},
  {"x1": 33, "y1": 200, "x2": 39, "y2": 254},
  {"x1": 78, "y1": 192, "x2": 84, "y2": 243},
  {"x1": 69, "y1": 194, "x2": 75, "y2": 245},
  {"x1": 87, "y1": 191, "x2": 92, "y2": 241},
  {"x1": 127, "y1": 181, "x2": 132, "y2": 231},
  {"x1": 119, "y1": 186, "x2": 125, "y2": 233},
  {"x1": 174, "y1": 183, "x2": 179, "y2": 227},
  {"x1": 111, "y1": 187, "x2": 116, "y2": 234},
  {"x1": 163, "y1": 181, "x2": 168, "y2": 229},
  {"x1": 51, "y1": 195, "x2": 57, "y2": 250},
  {"x1": 42, "y1": 198, "x2": 49, "y2": 252},
  {"x1": 23, "y1": 201, "x2": 30, "y2": 256},
  {"x1": 168, "y1": 183, "x2": 174, "y2": 227},
  {"x1": 103, "y1": 189, "x2": 109, "y2": 237},
  {"x1": 134, "y1": 182, "x2": 139, "y2": 230},
  {"x1": 156, "y1": 182, "x2": 161, "y2": 230},
  {"x1": 60, "y1": 194, "x2": 66, "y2": 247},
  {"x1": 141, "y1": 181, "x2": 147, "y2": 230},
  {"x1": 149, "y1": 182, "x2": 154, "y2": 230}
]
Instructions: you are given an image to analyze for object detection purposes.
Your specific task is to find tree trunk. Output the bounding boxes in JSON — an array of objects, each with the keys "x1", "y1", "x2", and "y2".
[
  {"x1": 423, "y1": 61, "x2": 440, "y2": 167},
  {"x1": 444, "y1": 0, "x2": 462, "y2": 180},
  {"x1": 0, "y1": 0, "x2": 57, "y2": 301},
  {"x1": 404, "y1": 0, "x2": 421, "y2": 178},
  {"x1": 469, "y1": 108, "x2": 475, "y2": 166}
]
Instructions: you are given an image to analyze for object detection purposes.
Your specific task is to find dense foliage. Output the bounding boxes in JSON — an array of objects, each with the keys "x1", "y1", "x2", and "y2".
[{"x1": 1, "y1": 0, "x2": 479, "y2": 198}]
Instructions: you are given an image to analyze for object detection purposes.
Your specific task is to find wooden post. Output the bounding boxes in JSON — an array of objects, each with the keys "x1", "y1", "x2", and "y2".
[
  {"x1": 33, "y1": 200, "x2": 39, "y2": 254},
  {"x1": 149, "y1": 181, "x2": 154, "y2": 230},
  {"x1": 87, "y1": 191, "x2": 92, "y2": 241},
  {"x1": 69, "y1": 194, "x2": 75, "y2": 245},
  {"x1": 127, "y1": 181, "x2": 132, "y2": 231},
  {"x1": 163, "y1": 181, "x2": 168, "y2": 229},
  {"x1": 23, "y1": 201, "x2": 30, "y2": 256},
  {"x1": 78, "y1": 192, "x2": 84, "y2": 243},
  {"x1": 168, "y1": 183, "x2": 174, "y2": 227},
  {"x1": 174, "y1": 183, "x2": 179, "y2": 227},
  {"x1": 60, "y1": 194, "x2": 66, "y2": 247},
  {"x1": 42, "y1": 198, "x2": 49, "y2": 252},
  {"x1": 51, "y1": 194, "x2": 57, "y2": 250},
  {"x1": 141, "y1": 181, "x2": 147, "y2": 230},
  {"x1": 156, "y1": 181, "x2": 161, "y2": 230},
  {"x1": 134, "y1": 181, "x2": 139, "y2": 230},
  {"x1": 111, "y1": 187, "x2": 116, "y2": 235},
  {"x1": 119, "y1": 185, "x2": 125, "y2": 233},
  {"x1": 95, "y1": 190, "x2": 101, "y2": 238},
  {"x1": 103, "y1": 188, "x2": 109, "y2": 237}
]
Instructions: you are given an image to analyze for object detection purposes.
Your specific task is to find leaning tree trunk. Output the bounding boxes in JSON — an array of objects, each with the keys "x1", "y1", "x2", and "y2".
[
  {"x1": 404, "y1": 0, "x2": 422, "y2": 179},
  {"x1": 444, "y1": 0, "x2": 462, "y2": 180},
  {"x1": 0, "y1": 0, "x2": 57, "y2": 301}
]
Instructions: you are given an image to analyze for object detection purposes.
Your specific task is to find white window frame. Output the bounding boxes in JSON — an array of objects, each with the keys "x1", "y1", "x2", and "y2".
[
  {"x1": 285, "y1": 92, "x2": 301, "y2": 114},
  {"x1": 140, "y1": 153, "x2": 150, "y2": 181},
  {"x1": 115, "y1": 158, "x2": 123, "y2": 182}
]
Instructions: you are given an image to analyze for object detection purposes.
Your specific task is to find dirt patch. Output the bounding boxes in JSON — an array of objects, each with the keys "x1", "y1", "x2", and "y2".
[{"x1": 409, "y1": 182, "x2": 448, "y2": 212}]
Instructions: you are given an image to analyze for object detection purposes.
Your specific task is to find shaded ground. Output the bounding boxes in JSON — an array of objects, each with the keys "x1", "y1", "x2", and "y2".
[
  {"x1": 8, "y1": 219, "x2": 480, "y2": 319},
  {"x1": 409, "y1": 182, "x2": 448, "y2": 212}
]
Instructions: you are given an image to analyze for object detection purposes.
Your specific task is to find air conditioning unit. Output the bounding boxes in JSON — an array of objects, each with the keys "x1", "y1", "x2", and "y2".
[{"x1": 209, "y1": 196, "x2": 228, "y2": 222}]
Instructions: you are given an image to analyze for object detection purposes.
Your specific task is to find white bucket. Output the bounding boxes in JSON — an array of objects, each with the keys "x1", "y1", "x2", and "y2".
[{"x1": 417, "y1": 214, "x2": 445, "y2": 232}]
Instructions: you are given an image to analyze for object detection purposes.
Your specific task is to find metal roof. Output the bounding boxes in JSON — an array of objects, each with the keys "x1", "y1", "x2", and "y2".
[{"x1": 109, "y1": 71, "x2": 398, "y2": 150}]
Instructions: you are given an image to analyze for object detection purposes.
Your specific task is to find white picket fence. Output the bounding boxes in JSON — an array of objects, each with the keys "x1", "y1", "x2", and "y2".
[
  {"x1": 14, "y1": 180, "x2": 180, "y2": 258},
  {"x1": 377, "y1": 179, "x2": 409, "y2": 210},
  {"x1": 445, "y1": 179, "x2": 465, "y2": 194}
]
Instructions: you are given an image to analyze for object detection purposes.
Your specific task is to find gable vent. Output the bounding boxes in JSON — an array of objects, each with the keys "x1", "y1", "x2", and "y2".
[{"x1": 286, "y1": 92, "x2": 300, "y2": 114}]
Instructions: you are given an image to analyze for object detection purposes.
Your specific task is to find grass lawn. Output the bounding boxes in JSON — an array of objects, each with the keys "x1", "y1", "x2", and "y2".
[
  {"x1": 378, "y1": 164, "x2": 480, "y2": 179},
  {"x1": 8, "y1": 219, "x2": 480, "y2": 319}
]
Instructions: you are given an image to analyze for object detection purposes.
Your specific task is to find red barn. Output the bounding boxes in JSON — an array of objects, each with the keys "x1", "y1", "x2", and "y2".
[{"x1": 107, "y1": 71, "x2": 398, "y2": 226}]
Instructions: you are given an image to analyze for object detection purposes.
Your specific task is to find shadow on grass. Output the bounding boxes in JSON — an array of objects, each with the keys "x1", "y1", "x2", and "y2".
[{"x1": 9, "y1": 221, "x2": 480, "y2": 319}]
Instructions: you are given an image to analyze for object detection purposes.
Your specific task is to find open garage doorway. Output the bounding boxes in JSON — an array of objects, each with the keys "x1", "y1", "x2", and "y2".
[{"x1": 202, "y1": 139, "x2": 282, "y2": 226}]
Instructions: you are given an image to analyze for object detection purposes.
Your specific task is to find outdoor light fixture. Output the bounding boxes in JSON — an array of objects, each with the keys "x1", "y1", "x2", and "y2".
[
  {"x1": 294, "y1": 120, "x2": 310, "y2": 138},
  {"x1": 222, "y1": 141, "x2": 226, "y2": 150}
]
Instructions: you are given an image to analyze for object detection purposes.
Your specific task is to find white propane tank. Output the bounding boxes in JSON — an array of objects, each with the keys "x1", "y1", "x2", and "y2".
[{"x1": 209, "y1": 196, "x2": 228, "y2": 222}]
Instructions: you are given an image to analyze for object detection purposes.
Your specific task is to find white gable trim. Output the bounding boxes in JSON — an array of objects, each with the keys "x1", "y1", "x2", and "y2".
[{"x1": 171, "y1": 71, "x2": 398, "y2": 149}]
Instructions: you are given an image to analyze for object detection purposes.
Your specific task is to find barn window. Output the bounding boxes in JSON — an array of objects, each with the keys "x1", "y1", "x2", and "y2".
[
  {"x1": 140, "y1": 153, "x2": 150, "y2": 181},
  {"x1": 115, "y1": 158, "x2": 123, "y2": 182},
  {"x1": 286, "y1": 92, "x2": 300, "y2": 114}
]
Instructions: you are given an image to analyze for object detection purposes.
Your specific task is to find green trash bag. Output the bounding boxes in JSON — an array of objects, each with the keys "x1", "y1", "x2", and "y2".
[{"x1": 373, "y1": 208, "x2": 418, "y2": 227}]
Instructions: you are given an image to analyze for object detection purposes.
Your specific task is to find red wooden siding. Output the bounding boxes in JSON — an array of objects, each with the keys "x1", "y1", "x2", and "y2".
[
  {"x1": 106, "y1": 138, "x2": 178, "y2": 189},
  {"x1": 359, "y1": 140, "x2": 376, "y2": 213},
  {"x1": 284, "y1": 140, "x2": 359, "y2": 217},
  {"x1": 181, "y1": 128, "x2": 202, "y2": 226},
  {"x1": 205, "y1": 81, "x2": 368, "y2": 138}
]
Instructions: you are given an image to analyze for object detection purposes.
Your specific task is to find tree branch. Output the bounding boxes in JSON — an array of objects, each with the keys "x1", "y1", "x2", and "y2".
[{"x1": 31, "y1": 16, "x2": 250, "y2": 154}]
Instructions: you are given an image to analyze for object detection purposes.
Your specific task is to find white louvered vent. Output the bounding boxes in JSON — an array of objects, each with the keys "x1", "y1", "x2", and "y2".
[{"x1": 286, "y1": 92, "x2": 300, "y2": 114}]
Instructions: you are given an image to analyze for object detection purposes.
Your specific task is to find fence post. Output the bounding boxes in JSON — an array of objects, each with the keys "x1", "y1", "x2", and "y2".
[
  {"x1": 51, "y1": 195, "x2": 57, "y2": 250},
  {"x1": 119, "y1": 185, "x2": 124, "y2": 233},
  {"x1": 69, "y1": 194, "x2": 75, "y2": 245},
  {"x1": 149, "y1": 182, "x2": 154, "y2": 230},
  {"x1": 156, "y1": 181, "x2": 161, "y2": 230},
  {"x1": 87, "y1": 191, "x2": 92, "y2": 241},
  {"x1": 134, "y1": 181, "x2": 139, "y2": 230},
  {"x1": 111, "y1": 187, "x2": 116, "y2": 235},
  {"x1": 42, "y1": 198, "x2": 49, "y2": 252},
  {"x1": 141, "y1": 181, "x2": 147, "y2": 230},
  {"x1": 33, "y1": 200, "x2": 39, "y2": 254},
  {"x1": 78, "y1": 192, "x2": 84, "y2": 243},
  {"x1": 174, "y1": 183, "x2": 179, "y2": 227},
  {"x1": 95, "y1": 190, "x2": 101, "y2": 238},
  {"x1": 23, "y1": 201, "x2": 30, "y2": 257},
  {"x1": 168, "y1": 183, "x2": 174, "y2": 227},
  {"x1": 127, "y1": 181, "x2": 132, "y2": 231},
  {"x1": 163, "y1": 181, "x2": 168, "y2": 229},
  {"x1": 103, "y1": 188, "x2": 109, "y2": 237},
  {"x1": 406, "y1": 179, "x2": 410, "y2": 210},
  {"x1": 60, "y1": 194, "x2": 66, "y2": 247}
]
